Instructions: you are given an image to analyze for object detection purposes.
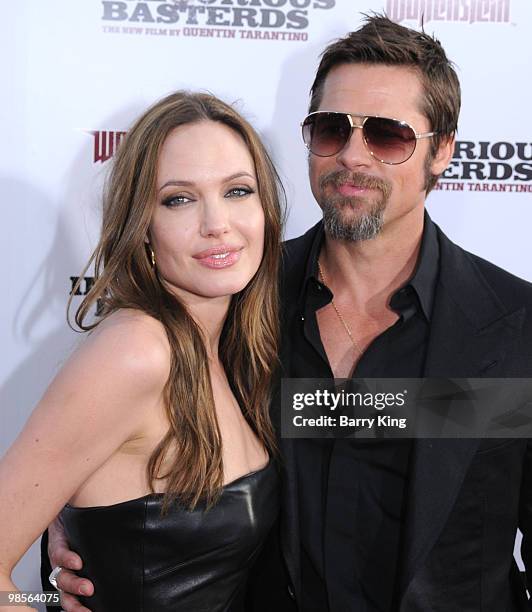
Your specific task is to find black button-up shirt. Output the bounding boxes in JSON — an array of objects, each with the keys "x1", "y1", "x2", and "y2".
[{"x1": 284, "y1": 215, "x2": 440, "y2": 612}]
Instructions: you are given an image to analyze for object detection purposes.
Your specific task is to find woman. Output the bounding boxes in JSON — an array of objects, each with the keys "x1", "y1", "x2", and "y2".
[{"x1": 0, "y1": 91, "x2": 284, "y2": 611}]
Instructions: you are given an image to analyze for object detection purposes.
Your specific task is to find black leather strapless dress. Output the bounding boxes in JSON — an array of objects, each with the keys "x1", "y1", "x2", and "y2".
[{"x1": 60, "y1": 460, "x2": 279, "y2": 612}]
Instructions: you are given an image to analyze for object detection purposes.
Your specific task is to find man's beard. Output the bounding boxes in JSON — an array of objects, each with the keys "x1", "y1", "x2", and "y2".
[{"x1": 318, "y1": 170, "x2": 392, "y2": 242}]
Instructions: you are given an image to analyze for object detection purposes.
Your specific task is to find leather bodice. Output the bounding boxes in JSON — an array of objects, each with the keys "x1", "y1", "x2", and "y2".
[{"x1": 60, "y1": 460, "x2": 279, "y2": 611}]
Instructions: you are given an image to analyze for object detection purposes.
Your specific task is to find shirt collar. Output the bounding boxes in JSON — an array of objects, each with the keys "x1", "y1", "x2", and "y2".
[
  {"x1": 299, "y1": 210, "x2": 440, "y2": 322},
  {"x1": 406, "y1": 210, "x2": 440, "y2": 321}
]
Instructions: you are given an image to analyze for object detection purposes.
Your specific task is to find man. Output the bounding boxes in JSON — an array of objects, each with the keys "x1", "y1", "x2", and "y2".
[{"x1": 44, "y1": 14, "x2": 532, "y2": 611}]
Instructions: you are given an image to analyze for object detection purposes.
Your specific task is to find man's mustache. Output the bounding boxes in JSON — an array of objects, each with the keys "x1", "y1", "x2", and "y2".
[{"x1": 319, "y1": 170, "x2": 392, "y2": 198}]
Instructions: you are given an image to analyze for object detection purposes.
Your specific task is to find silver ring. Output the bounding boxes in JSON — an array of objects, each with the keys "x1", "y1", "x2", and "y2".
[{"x1": 49, "y1": 565, "x2": 63, "y2": 590}]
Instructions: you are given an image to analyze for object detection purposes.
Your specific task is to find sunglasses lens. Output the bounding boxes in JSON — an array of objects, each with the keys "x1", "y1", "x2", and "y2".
[
  {"x1": 302, "y1": 113, "x2": 351, "y2": 157},
  {"x1": 363, "y1": 117, "x2": 416, "y2": 164}
]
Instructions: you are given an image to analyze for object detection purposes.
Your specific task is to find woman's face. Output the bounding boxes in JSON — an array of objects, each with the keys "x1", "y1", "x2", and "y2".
[{"x1": 148, "y1": 120, "x2": 265, "y2": 305}]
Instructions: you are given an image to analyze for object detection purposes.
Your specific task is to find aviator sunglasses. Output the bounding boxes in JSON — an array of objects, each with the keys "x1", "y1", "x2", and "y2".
[{"x1": 301, "y1": 111, "x2": 437, "y2": 165}]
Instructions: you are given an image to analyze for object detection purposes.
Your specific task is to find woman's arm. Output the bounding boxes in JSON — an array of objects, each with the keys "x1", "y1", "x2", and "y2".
[{"x1": 0, "y1": 312, "x2": 170, "y2": 610}]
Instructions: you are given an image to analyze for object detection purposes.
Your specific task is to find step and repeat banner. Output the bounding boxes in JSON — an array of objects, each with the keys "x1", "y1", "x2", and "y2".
[{"x1": 2, "y1": 0, "x2": 531, "y2": 592}]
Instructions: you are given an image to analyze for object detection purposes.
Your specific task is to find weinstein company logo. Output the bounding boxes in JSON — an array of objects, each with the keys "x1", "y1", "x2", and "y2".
[
  {"x1": 101, "y1": 0, "x2": 335, "y2": 41},
  {"x1": 89, "y1": 130, "x2": 126, "y2": 163},
  {"x1": 69, "y1": 276, "x2": 104, "y2": 315},
  {"x1": 436, "y1": 140, "x2": 532, "y2": 193},
  {"x1": 386, "y1": 0, "x2": 510, "y2": 25}
]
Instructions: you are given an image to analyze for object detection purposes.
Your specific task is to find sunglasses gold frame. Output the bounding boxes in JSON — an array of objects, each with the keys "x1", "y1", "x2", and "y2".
[{"x1": 301, "y1": 111, "x2": 437, "y2": 165}]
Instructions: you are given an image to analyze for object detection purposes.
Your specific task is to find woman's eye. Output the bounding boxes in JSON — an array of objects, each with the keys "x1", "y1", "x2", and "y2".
[
  {"x1": 226, "y1": 187, "x2": 254, "y2": 198},
  {"x1": 162, "y1": 195, "x2": 193, "y2": 208}
]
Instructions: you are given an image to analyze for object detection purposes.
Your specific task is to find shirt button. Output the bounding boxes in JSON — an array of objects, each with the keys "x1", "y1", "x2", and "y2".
[{"x1": 301, "y1": 315, "x2": 305, "y2": 321}]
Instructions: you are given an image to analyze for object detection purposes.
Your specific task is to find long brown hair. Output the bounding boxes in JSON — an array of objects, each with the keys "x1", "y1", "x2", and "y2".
[{"x1": 70, "y1": 92, "x2": 284, "y2": 511}]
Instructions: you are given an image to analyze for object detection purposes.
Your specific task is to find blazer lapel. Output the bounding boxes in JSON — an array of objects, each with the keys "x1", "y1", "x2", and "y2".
[
  {"x1": 399, "y1": 225, "x2": 525, "y2": 597},
  {"x1": 279, "y1": 437, "x2": 301, "y2": 602},
  {"x1": 274, "y1": 326, "x2": 302, "y2": 603}
]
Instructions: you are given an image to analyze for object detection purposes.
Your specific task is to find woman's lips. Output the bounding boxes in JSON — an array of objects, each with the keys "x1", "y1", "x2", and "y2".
[{"x1": 193, "y1": 246, "x2": 243, "y2": 269}]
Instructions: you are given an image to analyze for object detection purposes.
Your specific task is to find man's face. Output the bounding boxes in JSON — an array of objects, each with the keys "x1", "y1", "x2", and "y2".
[{"x1": 309, "y1": 63, "x2": 449, "y2": 241}]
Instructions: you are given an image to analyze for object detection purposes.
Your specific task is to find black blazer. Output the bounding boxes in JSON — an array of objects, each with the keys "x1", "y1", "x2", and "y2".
[{"x1": 275, "y1": 216, "x2": 532, "y2": 611}]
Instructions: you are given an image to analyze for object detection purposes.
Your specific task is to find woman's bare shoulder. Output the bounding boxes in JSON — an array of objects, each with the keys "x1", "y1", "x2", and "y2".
[{"x1": 79, "y1": 309, "x2": 172, "y2": 388}]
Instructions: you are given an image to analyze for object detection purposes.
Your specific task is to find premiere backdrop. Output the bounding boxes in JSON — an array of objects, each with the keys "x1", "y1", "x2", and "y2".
[{"x1": 2, "y1": 0, "x2": 531, "y2": 593}]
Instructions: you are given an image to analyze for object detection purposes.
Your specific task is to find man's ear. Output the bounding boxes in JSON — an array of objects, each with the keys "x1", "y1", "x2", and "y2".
[{"x1": 430, "y1": 133, "x2": 455, "y2": 175}]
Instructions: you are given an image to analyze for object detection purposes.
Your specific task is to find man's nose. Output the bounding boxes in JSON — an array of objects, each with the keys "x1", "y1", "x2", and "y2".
[
  {"x1": 199, "y1": 199, "x2": 230, "y2": 238},
  {"x1": 335, "y1": 124, "x2": 372, "y2": 170}
]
